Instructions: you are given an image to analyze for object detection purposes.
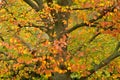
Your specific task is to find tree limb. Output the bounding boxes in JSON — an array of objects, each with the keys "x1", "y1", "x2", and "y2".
[
  {"x1": 74, "y1": 26, "x2": 117, "y2": 58},
  {"x1": 23, "y1": 0, "x2": 40, "y2": 12},
  {"x1": 67, "y1": 7, "x2": 99, "y2": 11},
  {"x1": 34, "y1": 0, "x2": 44, "y2": 10},
  {"x1": 79, "y1": 41, "x2": 120, "y2": 80},
  {"x1": 76, "y1": 25, "x2": 116, "y2": 51},
  {"x1": 77, "y1": 32, "x2": 101, "y2": 52},
  {"x1": 65, "y1": 4, "x2": 117, "y2": 34},
  {"x1": 4, "y1": 7, "x2": 47, "y2": 31},
  {"x1": 14, "y1": 34, "x2": 36, "y2": 54}
]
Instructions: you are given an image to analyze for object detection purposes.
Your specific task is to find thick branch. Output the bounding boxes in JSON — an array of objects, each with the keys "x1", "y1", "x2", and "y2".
[
  {"x1": 79, "y1": 41, "x2": 120, "y2": 80},
  {"x1": 57, "y1": 0, "x2": 72, "y2": 6},
  {"x1": 34, "y1": 0, "x2": 44, "y2": 10},
  {"x1": 23, "y1": 0, "x2": 40, "y2": 11},
  {"x1": 66, "y1": 23, "x2": 88, "y2": 33},
  {"x1": 66, "y1": 4, "x2": 117, "y2": 34}
]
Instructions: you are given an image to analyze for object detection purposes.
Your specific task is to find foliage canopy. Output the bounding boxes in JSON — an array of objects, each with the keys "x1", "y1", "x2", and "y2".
[{"x1": 0, "y1": 0, "x2": 120, "y2": 80}]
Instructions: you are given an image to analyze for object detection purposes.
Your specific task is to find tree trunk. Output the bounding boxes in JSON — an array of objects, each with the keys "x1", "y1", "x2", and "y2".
[{"x1": 48, "y1": 0, "x2": 72, "y2": 80}]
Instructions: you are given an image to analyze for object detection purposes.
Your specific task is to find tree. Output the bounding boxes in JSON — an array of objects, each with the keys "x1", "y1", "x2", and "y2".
[{"x1": 0, "y1": 0, "x2": 120, "y2": 80}]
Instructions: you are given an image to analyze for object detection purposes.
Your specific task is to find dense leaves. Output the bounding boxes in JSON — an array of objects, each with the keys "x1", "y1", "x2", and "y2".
[{"x1": 0, "y1": 0, "x2": 120, "y2": 80}]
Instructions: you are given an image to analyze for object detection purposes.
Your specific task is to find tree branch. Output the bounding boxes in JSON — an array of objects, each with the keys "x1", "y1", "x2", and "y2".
[
  {"x1": 0, "y1": 35, "x2": 4, "y2": 41},
  {"x1": 67, "y1": 7, "x2": 99, "y2": 11},
  {"x1": 34, "y1": 0, "x2": 44, "y2": 10},
  {"x1": 14, "y1": 34, "x2": 36, "y2": 53},
  {"x1": 88, "y1": 32, "x2": 101, "y2": 43},
  {"x1": 4, "y1": 7, "x2": 47, "y2": 31},
  {"x1": 65, "y1": 4, "x2": 117, "y2": 34},
  {"x1": 76, "y1": 24, "x2": 116, "y2": 51},
  {"x1": 76, "y1": 32, "x2": 101, "y2": 52},
  {"x1": 79, "y1": 41, "x2": 120, "y2": 80},
  {"x1": 23, "y1": 0, "x2": 40, "y2": 12}
]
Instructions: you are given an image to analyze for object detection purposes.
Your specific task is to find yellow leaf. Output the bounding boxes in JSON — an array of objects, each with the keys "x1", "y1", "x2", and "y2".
[
  {"x1": 67, "y1": 66, "x2": 71, "y2": 70},
  {"x1": 62, "y1": 20, "x2": 67, "y2": 25},
  {"x1": 45, "y1": 70, "x2": 51, "y2": 78},
  {"x1": 10, "y1": 38, "x2": 16, "y2": 43},
  {"x1": 99, "y1": 3, "x2": 104, "y2": 6},
  {"x1": 114, "y1": 9, "x2": 117, "y2": 12}
]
